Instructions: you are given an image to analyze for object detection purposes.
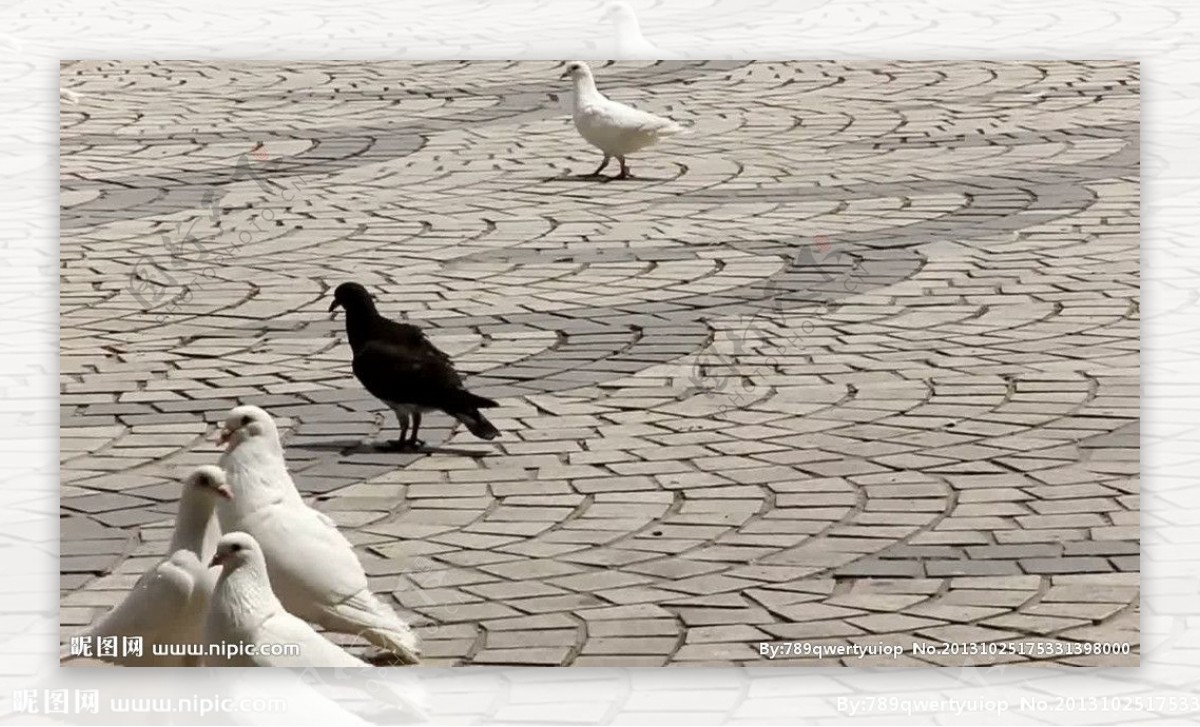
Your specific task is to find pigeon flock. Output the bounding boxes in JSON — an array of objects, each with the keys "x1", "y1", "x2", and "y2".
[
  {"x1": 67, "y1": 280, "x2": 515, "y2": 667},
  {"x1": 217, "y1": 405, "x2": 420, "y2": 663},
  {"x1": 67, "y1": 403, "x2": 421, "y2": 667},
  {"x1": 67, "y1": 59, "x2": 687, "y2": 668}
]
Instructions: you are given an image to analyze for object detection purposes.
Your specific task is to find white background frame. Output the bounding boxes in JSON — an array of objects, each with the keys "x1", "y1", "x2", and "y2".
[{"x1": 2, "y1": 0, "x2": 1190, "y2": 722}]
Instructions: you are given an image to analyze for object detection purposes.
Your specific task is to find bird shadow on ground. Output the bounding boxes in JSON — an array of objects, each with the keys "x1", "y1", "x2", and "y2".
[
  {"x1": 364, "y1": 651, "x2": 419, "y2": 667},
  {"x1": 542, "y1": 173, "x2": 670, "y2": 183},
  {"x1": 288, "y1": 439, "x2": 492, "y2": 459},
  {"x1": 286, "y1": 439, "x2": 377, "y2": 454},
  {"x1": 406, "y1": 444, "x2": 492, "y2": 459},
  {"x1": 541, "y1": 173, "x2": 617, "y2": 183}
]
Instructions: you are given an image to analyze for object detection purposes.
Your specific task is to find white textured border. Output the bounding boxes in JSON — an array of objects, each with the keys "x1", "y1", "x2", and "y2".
[{"x1": 2, "y1": 0, "x2": 1190, "y2": 723}]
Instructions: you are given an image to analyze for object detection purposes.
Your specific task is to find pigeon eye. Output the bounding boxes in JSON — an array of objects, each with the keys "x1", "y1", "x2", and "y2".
[
  {"x1": 241, "y1": 415, "x2": 252, "y2": 426},
  {"x1": 231, "y1": 543, "x2": 242, "y2": 552}
]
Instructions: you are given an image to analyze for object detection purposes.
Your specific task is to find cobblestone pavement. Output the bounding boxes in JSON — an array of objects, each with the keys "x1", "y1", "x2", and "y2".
[{"x1": 59, "y1": 60, "x2": 1139, "y2": 666}]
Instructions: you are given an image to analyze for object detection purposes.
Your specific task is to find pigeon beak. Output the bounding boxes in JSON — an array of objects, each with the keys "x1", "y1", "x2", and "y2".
[
  {"x1": 216, "y1": 427, "x2": 231, "y2": 445},
  {"x1": 560, "y1": 68, "x2": 571, "y2": 79},
  {"x1": 328, "y1": 299, "x2": 341, "y2": 313},
  {"x1": 215, "y1": 485, "x2": 234, "y2": 501},
  {"x1": 209, "y1": 552, "x2": 226, "y2": 567}
]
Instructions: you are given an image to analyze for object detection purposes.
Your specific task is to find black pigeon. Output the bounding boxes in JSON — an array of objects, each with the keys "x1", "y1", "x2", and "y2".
[{"x1": 328, "y1": 282, "x2": 500, "y2": 450}]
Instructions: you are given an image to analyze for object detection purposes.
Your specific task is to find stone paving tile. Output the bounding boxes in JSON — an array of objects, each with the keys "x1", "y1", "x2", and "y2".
[
  {"x1": 60, "y1": 59, "x2": 1138, "y2": 666},
  {"x1": 471, "y1": 647, "x2": 571, "y2": 665},
  {"x1": 589, "y1": 619, "x2": 680, "y2": 638}
]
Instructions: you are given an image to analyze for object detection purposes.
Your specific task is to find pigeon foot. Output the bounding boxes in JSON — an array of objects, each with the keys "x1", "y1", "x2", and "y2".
[
  {"x1": 386, "y1": 438, "x2": 426, "y2": 452},
  {"x1": 385, "y1": 438, "x2": 425, "y2": 452}
]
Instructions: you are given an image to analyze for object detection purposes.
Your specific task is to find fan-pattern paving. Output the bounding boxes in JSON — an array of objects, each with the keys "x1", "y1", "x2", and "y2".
[{"x1": 60, "y1": 60, "x2": 1139, "y2": 665}]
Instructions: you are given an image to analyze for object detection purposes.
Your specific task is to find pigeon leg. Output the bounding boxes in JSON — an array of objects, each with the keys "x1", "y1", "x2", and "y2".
[
  {"x1": 389, "y1": 409, "x2": 410, "y2": 450},
  {"x1": 589, "y1": 155, "x2": 611, "y2": 177},
  {"x1": 409, "y1": 412, "x2": 425, "y2": 449},
  {"x1": 616, "y1": 156, "x2": 632, "y2": 179}
]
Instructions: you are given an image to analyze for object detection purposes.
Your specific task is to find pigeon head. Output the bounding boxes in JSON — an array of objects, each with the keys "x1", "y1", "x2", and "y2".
[
  {"x1": 561, "y1": 60, "x2": 593, "y2": 81},
  {"x1": 218, "y1": 405, "x2": 280, "y2": 451},
  {"x1": 328, "y1": 282, "x2": 377, "y2": 314},
  {"x1": 184, "y1": 464, "x2": 233, "y2": 500},
  {"x1": 209, "y1": 531, "x2": 262, "y2": 569}
]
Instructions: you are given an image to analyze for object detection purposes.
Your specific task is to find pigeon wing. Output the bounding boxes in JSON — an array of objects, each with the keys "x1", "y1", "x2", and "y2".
[
  {"x1": 239, "y1": 505, "x2": 371, "y2": 613},
  {"x1": 353, "y1": 341, "x2": 489, "y2": 411},
  {"x1": 251, "y1": 610, "x2": 369, "y2": 667},
  {"x1": 381, "y1": 319, "x2": 454, "y2": 365},
  {"x1": 235, "y1": 504, "x2": 417, "y2": 664},
  {"x1": 596, "y1": 98, "x2": 682, "y2": 134},
  {"x1": 86, "y1": 551, "x2": 203, "y2": 646}
]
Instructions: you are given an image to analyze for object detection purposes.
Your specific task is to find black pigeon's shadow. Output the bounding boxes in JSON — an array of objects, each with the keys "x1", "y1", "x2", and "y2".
[
  {"x1": 541, "y1": 173, "x2": 617, "y2": 183},
  {"x1": 543, "y1": 173, "x2": 674, "y2": 183},
  {"x1": 403, "y1": 443, "x2": 492, "y2": 459},
  {"x1": 287, "y1": 439, "x2": 373, "y2": 454},
  {"x1": 288, "y1": 438, "x2": 492, "y2": 459}
]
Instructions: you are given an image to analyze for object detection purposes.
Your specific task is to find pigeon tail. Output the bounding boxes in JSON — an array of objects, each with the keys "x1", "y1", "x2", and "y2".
[
  {"x1": 360, "y1": 624, "x2": 421, "y2": 665},
  {"x1": 658, "y1": 120, "x2": 688, "y2": 137},
  {"x1": 454, "y1": 409, "x2": 500, "y2": 440},
  {"x1": 324, "y1": 590, "x2": 421, "y2": 665}
]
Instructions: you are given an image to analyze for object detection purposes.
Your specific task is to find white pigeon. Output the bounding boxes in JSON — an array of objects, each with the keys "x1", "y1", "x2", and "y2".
[
  {"x1": 63, "y1": 465, "x2": 229, "y2": 666},
  {"x1": 602, "y1": 2, "x2": 675, "y2": 59},
  {"x1": 216, "y1": 405, "x2": 420, "y2": 664},
  {"x1": 561, "y1": 60, "x2": 686, "y2": 179},
  {"x1": 205, "y1": 532, "x2": 369, "y2": 667}
]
